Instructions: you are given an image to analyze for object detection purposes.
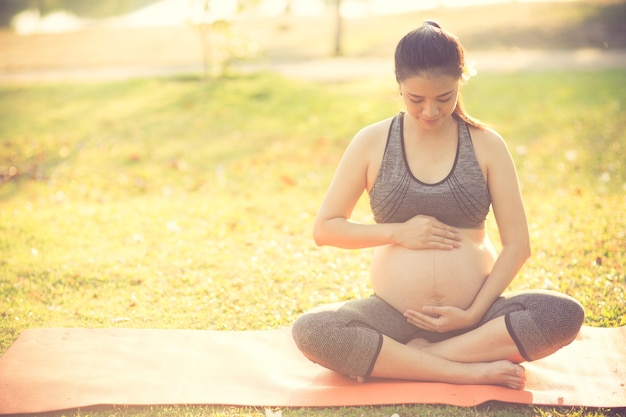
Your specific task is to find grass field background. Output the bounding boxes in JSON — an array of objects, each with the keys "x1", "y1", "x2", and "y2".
[
  {"x1": 1, "y1": 1, "x2": 625, "y2": 417},
  {"x1": 1, "y1": 69, "x2": 625, "y2": 417}
]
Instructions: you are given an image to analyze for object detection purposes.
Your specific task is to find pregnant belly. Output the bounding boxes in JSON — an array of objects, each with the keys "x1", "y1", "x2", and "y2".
[{"x1": 371, "y1": 233, "x2": 497, "y2": 314}]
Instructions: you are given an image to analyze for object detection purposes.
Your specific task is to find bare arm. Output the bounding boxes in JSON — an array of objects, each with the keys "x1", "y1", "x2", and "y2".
[
  {"x1": 312, "y1": 124, "x2": 393, "y2": 249},
  {"x1": 465, "y1": 129, "x2": 531, "y2": 321}
]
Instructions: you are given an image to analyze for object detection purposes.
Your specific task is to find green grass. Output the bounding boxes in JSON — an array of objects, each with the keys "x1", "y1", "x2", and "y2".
[{"x1": 1, "y1": 70, "x2": 625, "y2": 417}]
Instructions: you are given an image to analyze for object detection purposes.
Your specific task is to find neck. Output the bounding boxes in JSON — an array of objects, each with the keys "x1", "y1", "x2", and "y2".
[{"x1": 405, "y1": 113, "x2": 457, "y2": 141}]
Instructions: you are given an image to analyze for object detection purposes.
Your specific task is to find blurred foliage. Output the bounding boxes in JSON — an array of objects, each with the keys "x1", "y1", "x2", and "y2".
[
  {"x1": 459, "y1": 1, "x2": 626, "y2": 49},
  {"x1": 0, "y1": 0, "x2": 160, "y2": 25},
  {"x1": 188, "y1": 0, "x2": 260, "y2": 80},
  {"x1": 0, "y1": 0, "x2": 262, "y2": 27}
]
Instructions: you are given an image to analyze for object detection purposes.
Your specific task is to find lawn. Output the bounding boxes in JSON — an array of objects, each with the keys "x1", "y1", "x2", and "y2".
[{"x1": 0, "y1": 69, "x2": 625, "y2": 417}]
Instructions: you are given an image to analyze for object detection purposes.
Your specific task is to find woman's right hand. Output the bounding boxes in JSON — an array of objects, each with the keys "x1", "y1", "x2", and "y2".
[{"x1": 393, "y1": 215, "x2": 462, "y2": 250}]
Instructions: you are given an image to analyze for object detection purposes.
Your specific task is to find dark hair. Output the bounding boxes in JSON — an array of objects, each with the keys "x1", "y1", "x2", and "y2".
[{"x1": 394, "y1": 21, "x2": 486, "y2": 129}]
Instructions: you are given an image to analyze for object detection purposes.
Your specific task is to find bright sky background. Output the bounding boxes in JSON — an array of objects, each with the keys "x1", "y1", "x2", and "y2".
[{"x1": 13, "y1": 0, "x2": 575, "y2": 34}]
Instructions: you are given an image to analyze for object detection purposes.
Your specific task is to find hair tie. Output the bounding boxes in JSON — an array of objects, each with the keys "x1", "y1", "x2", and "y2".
[{"x1": 423, "y1": 20, "x2": 441, "y2": 29}]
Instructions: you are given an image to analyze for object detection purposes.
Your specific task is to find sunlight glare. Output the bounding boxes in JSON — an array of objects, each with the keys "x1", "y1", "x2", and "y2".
[
  {"x1": 9, "y1": 0, "x2": 581, "y2": 33},
  {"x1": 12, "y1": 9, "x2": 83, "y2": 34},
  {"x1": 123, "y1": 0, "x2": 239, "y2": 27}
]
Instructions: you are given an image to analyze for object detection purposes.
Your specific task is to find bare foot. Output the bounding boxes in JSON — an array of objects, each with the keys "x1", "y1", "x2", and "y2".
[
  {"x1": 358, "y1": 359, "x2": 524, "y2": 389},
  {"x1": 406, "y1": 337, "x2": 431, "y2": 350},
  {"x1": 473, "y1": 361, "x2": 526, "y2": 390}
]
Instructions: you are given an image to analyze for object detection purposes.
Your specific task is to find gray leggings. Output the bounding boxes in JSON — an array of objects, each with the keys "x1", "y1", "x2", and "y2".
[{"x1": 292, "y1": 290, "x2": 584, "y2": 378}]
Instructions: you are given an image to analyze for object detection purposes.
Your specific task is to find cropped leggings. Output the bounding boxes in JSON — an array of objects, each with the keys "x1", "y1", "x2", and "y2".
[{"x1": 292, "y1": 290, "x2": 584, "y2": 378}]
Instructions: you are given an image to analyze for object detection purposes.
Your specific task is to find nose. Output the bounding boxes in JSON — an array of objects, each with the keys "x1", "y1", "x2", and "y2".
[{"x1": 422, "y1": 101, "x2": 438, "y2": 118}]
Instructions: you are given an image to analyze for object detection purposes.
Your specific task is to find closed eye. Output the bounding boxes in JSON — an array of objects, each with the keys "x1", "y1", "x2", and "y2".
[{"x1": 404, "y1": 89, "x2": 455, "y2": 104}]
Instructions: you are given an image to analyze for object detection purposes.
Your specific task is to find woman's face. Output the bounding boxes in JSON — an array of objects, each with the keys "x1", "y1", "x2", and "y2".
[{"x1": 399, "y1": 73, "x2": 460, "y2": 131}]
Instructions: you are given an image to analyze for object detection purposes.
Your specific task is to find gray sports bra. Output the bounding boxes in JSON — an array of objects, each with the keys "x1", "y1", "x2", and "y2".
[{"x1": 369, "y1": 113, "x2": 491, "y2": 229}]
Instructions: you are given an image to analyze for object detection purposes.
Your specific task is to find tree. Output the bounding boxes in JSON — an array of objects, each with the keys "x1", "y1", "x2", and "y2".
[
  {"x1": 332, "y1": 0, "x2": 343, "y2": 56},
  {"x1": 188, "y1": 0, "x2": 259, "y2": 80},
  {"x1": 0, "y1": 0, "x2": 26, "y2": 27}
]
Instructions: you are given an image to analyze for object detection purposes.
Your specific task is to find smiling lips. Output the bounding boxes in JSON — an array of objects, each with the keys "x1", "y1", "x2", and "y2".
[{"x1": 420, "y1": 117, "x2": 441, "y2": 125}]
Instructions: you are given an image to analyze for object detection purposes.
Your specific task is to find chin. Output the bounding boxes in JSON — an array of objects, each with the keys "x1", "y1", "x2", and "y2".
[{"x1": 419, "y1": 118, "x2": 444, "y2": 129}]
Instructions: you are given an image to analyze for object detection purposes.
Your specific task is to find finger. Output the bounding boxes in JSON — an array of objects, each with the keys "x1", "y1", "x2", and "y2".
[
  {"x1": 404, "y1": 311, "x2": 439, "y2": 328},
  {"x1": 422, "y1": 305, "x2": 446, "y2": 315},
  {"x1": 426, "y1": 238, "x2": 460, "y2": 250},
  {"x1": 407, "y1": 308, "x2": 442, "y2": 320},
  {"x1": 435, "y1": 227, "x2": 462, "y2": 242},
  {"x1": 406, "y1": 317, "x2": 435, "y2": 331},
  {"x1": 438, "y1": 238, "x2": 461, "y2": 249},
  {"x1": 404, "y1": 310, "x2": 432, "y2": 320}
]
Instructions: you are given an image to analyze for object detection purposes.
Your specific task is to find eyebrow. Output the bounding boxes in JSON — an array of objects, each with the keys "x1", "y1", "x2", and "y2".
[{"x1": 406, "y1": 89, "x2": 455, "y2": 99}]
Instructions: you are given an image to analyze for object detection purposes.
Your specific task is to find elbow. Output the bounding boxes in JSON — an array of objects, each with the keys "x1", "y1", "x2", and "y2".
[
  {"x1": 313, "y1": 216, "x2": 344, "y2": 247},
  {"x1": 312, "y1": 229, "x2": 324, "y2": 247},
  {"x1": 312, "y1": 219, "x2": 328, "y2": 247},
  {"x1": 518, "y1": 240, "x2": 532, "y2": 263},
  {"x1": 503, "y1": 237, "x2": 531, "y2": 264},
  {"x1": 520, "y1": 239, "x2": 532, "y2": 263}
]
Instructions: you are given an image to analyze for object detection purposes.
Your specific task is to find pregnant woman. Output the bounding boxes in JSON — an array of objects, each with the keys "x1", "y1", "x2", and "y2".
[{"x1": 291, "y1": 20, "x2": 584, "y2": 390}]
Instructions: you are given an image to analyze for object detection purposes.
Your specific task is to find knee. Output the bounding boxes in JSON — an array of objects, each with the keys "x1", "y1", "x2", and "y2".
[
  {"x1": 292, "y1": 310, "x2": 348, "y2": 366},
  {"x1": 291, "y1": 310, "x2": 381, "y2": 377},
  {"x1": 514, "y1": 291, "x2": 585, "y2": 361},
  {"x1": 536, "y1": 292, "x2": 585, "y2": 351},
  {"x1": 292, "y1": 311, "x2": 344, "y2": 370},
  {"x1": 291, "y1": 312, "x2": 327, "y2": 357},
  {"x1": 554, "y1": 295, "x2": 585, "y2": 344}
]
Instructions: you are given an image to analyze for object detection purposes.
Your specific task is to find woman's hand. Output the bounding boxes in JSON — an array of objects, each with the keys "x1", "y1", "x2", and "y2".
[
  {"x1": 403, "y1": 305, "x2": 477, "y2": 333},
  {"x1": 393, "y1": 215, "x2": 462, "y2": 250}
]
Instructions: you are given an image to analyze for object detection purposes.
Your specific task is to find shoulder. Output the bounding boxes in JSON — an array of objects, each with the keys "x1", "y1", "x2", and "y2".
[
  {"x1": 340, "y1": 116, "x2": 395, "y2": 190},
  {"x1": 467, "y1": 125, "x2": 522, "y2": 195},
  {"x1": 353, "y1": 116, "x2": 394, "y2": 146},
  {"x1": 467, "y1": 125, "x2": 512, "y2": 162},
  {"x1": 345, "y1": 116, "x2": 394, "y2": 158}
]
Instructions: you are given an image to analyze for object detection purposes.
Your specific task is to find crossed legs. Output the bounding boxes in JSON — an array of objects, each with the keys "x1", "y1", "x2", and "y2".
[
  {"x1": 371, "y1": 330, "x2": 526, "y2": 389},
  {"x1": 292, "y1": 291, "x2": 583, "y2": 390},
  {"x1": 406, "y1": 315, "x2": 526, "y2": 363}
]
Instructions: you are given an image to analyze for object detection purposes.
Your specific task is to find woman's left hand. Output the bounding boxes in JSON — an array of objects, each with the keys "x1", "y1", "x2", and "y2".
[{"x1": 403, "y1": 305, "x2": 476, "y2": 332}]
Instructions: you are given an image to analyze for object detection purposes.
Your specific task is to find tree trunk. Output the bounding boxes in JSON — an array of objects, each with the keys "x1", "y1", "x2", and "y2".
[{"x1": 333, "y1": 0, "x2": 343, "y2": 56}]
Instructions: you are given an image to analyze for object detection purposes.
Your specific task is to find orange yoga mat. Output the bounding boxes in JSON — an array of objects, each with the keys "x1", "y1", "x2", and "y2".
[{"x1": 0, "y1": 326, "x2": 625, "y2": 415}]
